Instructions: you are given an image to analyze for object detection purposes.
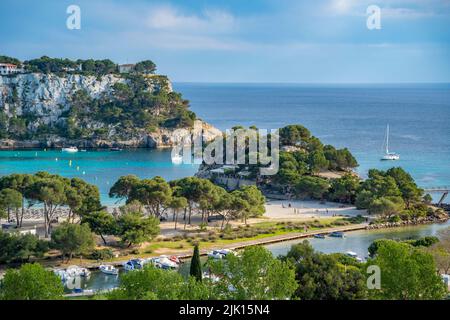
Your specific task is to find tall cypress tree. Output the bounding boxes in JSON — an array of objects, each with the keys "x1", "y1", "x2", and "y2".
[{"x1": 190, "y1": 244, "x2": 202, "y2": 282}]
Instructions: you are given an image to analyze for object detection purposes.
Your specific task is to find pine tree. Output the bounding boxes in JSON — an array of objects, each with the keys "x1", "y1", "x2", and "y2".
[{"x1": 190, "y1": 244, "x2": 202, "y2": 282}]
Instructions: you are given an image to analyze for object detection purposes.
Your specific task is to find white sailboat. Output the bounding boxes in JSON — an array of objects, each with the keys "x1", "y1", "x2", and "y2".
[{"x1": 381, "y1": 124, "x2": 399, "y2": 161}]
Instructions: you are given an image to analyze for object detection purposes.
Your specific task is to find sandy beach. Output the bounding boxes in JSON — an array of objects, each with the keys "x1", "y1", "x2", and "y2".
[{"x1": 1, "y1": 199, "x2": 367, "y2": 239}]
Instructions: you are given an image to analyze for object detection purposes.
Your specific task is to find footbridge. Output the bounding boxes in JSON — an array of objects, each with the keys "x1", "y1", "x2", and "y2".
[{"x1": 423, "y1": 186, "x2": 450, "y2": 206}]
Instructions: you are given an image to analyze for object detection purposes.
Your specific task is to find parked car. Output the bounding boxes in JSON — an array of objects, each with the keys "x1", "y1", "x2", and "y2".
[{"x1": 208, "y1": 215, "x2": 224, "y2": 222}]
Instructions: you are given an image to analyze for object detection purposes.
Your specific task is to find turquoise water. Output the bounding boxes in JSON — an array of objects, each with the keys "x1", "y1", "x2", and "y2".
[
  {"x1": 267, "y1": 220, "x2": 450, "y2": 258},
  {"x1": 178, "y1": 83, "x2": 450, "y2": 189},
  {"x1": 0, "y1": 149, "x2": 198, "y2": 204},
  {"x1": 1, "y1": 83, "x2": 450, "y2": 203}
]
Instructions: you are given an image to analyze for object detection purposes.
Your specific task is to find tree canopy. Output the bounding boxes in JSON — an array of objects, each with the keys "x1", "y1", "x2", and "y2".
[{"x1": 0, "y1": 263, "x2": 64, "y2": 300}]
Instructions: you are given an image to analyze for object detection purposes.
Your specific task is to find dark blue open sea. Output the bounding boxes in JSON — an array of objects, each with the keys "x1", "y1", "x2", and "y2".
[{"x1": 1, "y1": 83, "x2": 449, "y2": 203}]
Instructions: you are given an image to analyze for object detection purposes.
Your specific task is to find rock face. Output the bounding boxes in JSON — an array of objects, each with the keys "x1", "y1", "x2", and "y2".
[
  {"x1": 0, "y1": 73, "x2": 126, "y2": 124},
  {"x1": 0, "y1": 73, "x2": 221, "y2": 149}
]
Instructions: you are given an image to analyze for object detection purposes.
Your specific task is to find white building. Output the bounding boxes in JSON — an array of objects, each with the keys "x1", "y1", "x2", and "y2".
[
  {"x1": 119, "y1": 64, "x2": 135, "y2": 73},
  {"x1": 0, "y1": 63, "x2": 23, "y2": 75}
]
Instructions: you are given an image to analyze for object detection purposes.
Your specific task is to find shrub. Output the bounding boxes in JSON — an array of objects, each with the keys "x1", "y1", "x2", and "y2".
[{"x1": 88, "y1": 248, "x2": 114, "y2": 260}]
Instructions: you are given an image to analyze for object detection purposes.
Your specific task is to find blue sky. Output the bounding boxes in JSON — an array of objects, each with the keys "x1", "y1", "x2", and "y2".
[{"x1": 1, "y1": 0, "x2": 449, "y2": 82}]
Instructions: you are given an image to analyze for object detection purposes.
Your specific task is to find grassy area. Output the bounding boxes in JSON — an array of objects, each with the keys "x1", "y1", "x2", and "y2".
[
  {"x1": 6, "y1": 216, "x2": 365, "y2": 269},
  {"x1": 137, "y1": 216, "x2": 364, "y2": 256}
]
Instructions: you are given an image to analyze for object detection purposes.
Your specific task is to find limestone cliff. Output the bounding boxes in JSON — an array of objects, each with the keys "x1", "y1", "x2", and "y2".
[{"x1": 0, "y1": 73, "x2": 221, "y2": 149}]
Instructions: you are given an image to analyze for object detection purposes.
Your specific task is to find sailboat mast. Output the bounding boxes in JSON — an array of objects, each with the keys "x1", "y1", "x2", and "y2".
[{"x1": 386, "y1": 124, "x2": 389, "y2": 154}]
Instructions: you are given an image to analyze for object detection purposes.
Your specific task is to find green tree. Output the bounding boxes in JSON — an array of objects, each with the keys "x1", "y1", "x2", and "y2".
[
  {"x1": 368, "y1": 196, "x2": 404, "y2": 218},
  {"x1": 0, "y1": 174, "x2": 36, "y2": 227},
  {"x1": 116, "y1": 212, "x2": 160, "y2": 247},
  {"x1": 171, "y1": 177, "x2": 214, "y2": 225},
  {"x1": 130, "y1": 176, "x2": 172, "y2": 217},
  {"x1": 0, "y1": 231, "x2": 48, "y2": 264},
  {"x1": 367, "y1": 240, "x2": 447, "y2": 300},
  {"x1": 231, "y1": 186, "x2": 265, "y2": 224},
  {"x1": 134, "y1": 60, "x2": 157, "y2": 74},
  {"x1": 296, "y1": 176, "x2": 330, "y2": 200},
  {"x1": 82, "y1": 210, "x2": 116, "y2": 245},
  {"x1": 25, "y1": 173, "x2": 69, "y2": 237},
  {"x1": 51, "y1": 222, "x2": 95, "y2": 261},
  {"x1": 168, "y1": 196, "x2": 188, "y2": 230},
  {"x1": 308, "y1": 150, "x2": 329, "y2": 173},
  {"x1": 190, "y1": 244, "x2": 203, "y2": 282},
  {"x1": 107, "y1": 265, "x2": 214, "y2": 300},
  {"x1": 109, "y1": 175, "x2": 140, "y2": 203},
  {"x1": 427, "y1": 228, "x2": 450, "y2": 274},
  {"x1": 69, "y1": 177, "x2": 102, "y2": 219},
  {"x1": 279, "y1": 124, "x2": 311, "y2": 146},
  {"x1": 328, "y1": 173, "x2": 360, "y2": 203},
  {"x1": 423, "y1": 194, "x2": 433, "y2": 205},
  {"x1": 0, "y1": 263, "x2": 64, "y2": 300},
  {"x1": 0, "y1": 188, "x2": 22, "y2": 224},
  {"x1": 285, "y1": 241, "x2": 367, "y2": 300},
  {"x1": 386, "y1": 167, "x2": 423, "y2": 208},
  {"x1": 208, "y1": 246, "x2": 297, "y2": 300}
]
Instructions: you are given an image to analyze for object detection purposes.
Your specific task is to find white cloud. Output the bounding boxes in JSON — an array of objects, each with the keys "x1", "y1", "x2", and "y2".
[
  {"x1": 326, "y1": 0, "x2": 447, "y2": 17},
  {"x1": 382, "y1": 7, "x2": 435, "y2": 18},
  {"x1": 146, "y1": 6, "x2": 235, "y2": 34},
  {"x1": 330, "y1": 0, "x2": 359, "y2": 14}
]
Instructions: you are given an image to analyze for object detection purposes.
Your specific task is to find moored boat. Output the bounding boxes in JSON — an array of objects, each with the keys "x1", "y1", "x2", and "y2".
[
  {"x1": 313, "y1": 234, "x2": 326, "y2": 239},
  {"x1": 207, "y1": 249, "x2": 235, "y2": 260},
  {"x1": 123, "y1": 258, "x2": 145, "y2": 271},
  {"x1": 329, "y1": 231, "x2": 345, "y2": 238},
  {"x1": 99, "y1": 264, "x2": 119, "y2": 275},
  {"x1": 54, "y1": 269, "x2": 68, "y2": 281},
  {"x1": 62, "y1": 146, "x2": 78, "y2": 153},
  {"x1": 380, "y1": 124, "x2": 400, "y2": 161},
  {"x1": 66, "y1": 265, "x2": 91, "y2": 277},
  {"x1": 156, "y1": 256, "x2": 179, "y2": 270},
  {"x1": 171, "y1": 153, "x2": 183, "y2": 164}
]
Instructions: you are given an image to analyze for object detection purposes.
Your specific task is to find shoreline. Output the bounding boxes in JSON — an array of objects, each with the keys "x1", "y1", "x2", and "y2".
[
  {"x1": 1, "y1": 217, "x2": 449, "y2": 276},
  {"x1": 61, "y1": 223, "x2": 370, "y2": 270}
]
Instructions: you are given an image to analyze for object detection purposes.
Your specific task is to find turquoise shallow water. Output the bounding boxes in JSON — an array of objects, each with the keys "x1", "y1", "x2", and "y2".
[
  {"x1": 0, "y1": 149, "x2": 198, "y2": 204},
  {"x1": 1, "y1": 83, "x2": 449, "y2": 203},
  {"x1": 178, "y1": 83, "x2": 450, "y2": 199}
]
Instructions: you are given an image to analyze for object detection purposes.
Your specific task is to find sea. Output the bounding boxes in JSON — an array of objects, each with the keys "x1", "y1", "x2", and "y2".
[{"x1": 1, "y1": 83, "x2": 449, "y2": 204}]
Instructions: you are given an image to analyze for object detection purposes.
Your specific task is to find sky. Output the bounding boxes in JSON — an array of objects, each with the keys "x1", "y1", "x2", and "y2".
[{"x1": 1, "y1": 0, "x2": 450, "y2": 83}]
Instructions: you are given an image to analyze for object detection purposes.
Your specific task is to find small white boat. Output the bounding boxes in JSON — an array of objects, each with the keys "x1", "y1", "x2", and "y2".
[
  {"x1": 207, "y1": 249, "x2": 234, "y2": 260},
  {"x1": 202, "y1": 272, "x2": 220, "y2": 282},
  {"x1": 62, "y1": 146, "x2": 78, "y2": 153},
  {"x1": 158, "y1": 256, "x2": 179, "y2": 270},
  {"x1": 381, "y1": 124, "x2": 399, "y2": 161},
  {"x1": 99, "y1": 264, "x2": 119, "y2": 275},
  {"x1": 171, "y1": 153, "x2": 183, "y2": 164},
  {"x1": 54, "y1": 269, "x2": 68, "y2": 281},
  {"x1": 66, "y1": 265, "x2": 90, "y2": 277},
  {"x1": 345, "y1": 251, "x2": 364, "y2": 262},
  {"x1": 207, "y1": 250, "x2": 224, "y2": 260}
]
